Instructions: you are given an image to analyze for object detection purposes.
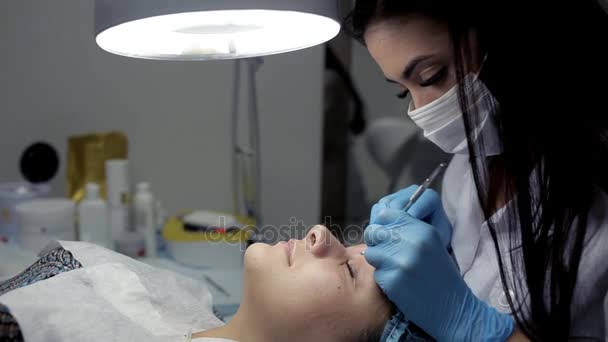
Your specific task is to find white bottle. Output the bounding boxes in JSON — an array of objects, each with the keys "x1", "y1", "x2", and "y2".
[
  {"x1": 78, "y1": 183, "x2": 112, "y2": 249},
  {"x1": 106, "y1": 160, "x2": 132, "y2": 238},
  {"x1": 155, "y1": 200, "x2": 168, "y2": 252},
  {"x1": 134, "y1": 182, "x2": 156, "y2": 257}
]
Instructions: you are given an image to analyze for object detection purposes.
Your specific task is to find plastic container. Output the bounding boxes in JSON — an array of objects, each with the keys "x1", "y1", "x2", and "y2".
[
  {"x1": 155, "y1": 200, "x2": 167, "y2": 253},
  {"x1": 134, "y1": 182, "x2": 156, "y2": 257},
  {"x1": 105, "y1": 160, "x2": 129, "y2": 206},
  {"x1": 16, "y1": 198, "x2": 76, "y2": 252},
  {"x1": 0, "y1": 183, "x2": 51, "y2": 245},
  {"x1": 115, "y1": 231, "x2": 145, "y2": 258},
  {"x1": 163, "y1": 211, "x2": 254, "y2": 269},
  {"x1": 105, "y1": 160, "x2": 132, "y2": 239},
  {"x1": 78, "y1": 183, "x2": 112, "y2": 249}
]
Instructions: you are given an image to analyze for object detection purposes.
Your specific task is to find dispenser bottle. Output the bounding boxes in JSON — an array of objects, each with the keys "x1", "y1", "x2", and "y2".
[
  {"x1": 134, "y1": 182, "x2": 156, "y2": 257},
  {"x1": 78, "y1": 183, "x2": 112, "y2": 249}
]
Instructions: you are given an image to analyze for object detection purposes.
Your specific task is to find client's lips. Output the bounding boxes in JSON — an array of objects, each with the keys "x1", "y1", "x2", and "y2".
[
  {"x1": 286, "y1": 239, "x2": 295, "y2": 266},
  {"x1": 278, "y1": 240, "x2": 292, "y2": 266}
]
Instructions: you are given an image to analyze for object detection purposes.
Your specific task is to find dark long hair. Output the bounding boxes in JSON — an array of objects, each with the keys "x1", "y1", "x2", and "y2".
[{"x1": 347, "y1": 0, "x2": 608, "y2": 340}]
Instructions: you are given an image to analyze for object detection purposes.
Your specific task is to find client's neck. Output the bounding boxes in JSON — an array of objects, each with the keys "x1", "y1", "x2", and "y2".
[{"x1": 192, "y1": 304, "x2": 269, "y2": 342}]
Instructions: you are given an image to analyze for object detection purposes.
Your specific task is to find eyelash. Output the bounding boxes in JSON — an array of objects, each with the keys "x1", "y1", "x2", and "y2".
[
  {"x1": 420, "y1": 67, "x2": 448, "y2": 87},
  {"x1": 396, "y1": 90, "x2": 409, "y2": 100},
  {"x1": 395, "y1": 67, "x2": 448, "y2": 100},
  {"x1": 346, "y1": 261, "x2": 355, "y2": 278}
]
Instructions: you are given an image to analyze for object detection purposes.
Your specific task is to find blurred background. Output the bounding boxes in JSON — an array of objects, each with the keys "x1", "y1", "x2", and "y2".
[{"x1": 0, "y1": 0, "x2": 447, "y2": 249}]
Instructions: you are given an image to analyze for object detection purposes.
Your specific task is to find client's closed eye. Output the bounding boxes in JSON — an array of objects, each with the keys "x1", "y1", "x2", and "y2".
[{"x1": 345, "y1": 261, "x2": 356, "y2": 278}]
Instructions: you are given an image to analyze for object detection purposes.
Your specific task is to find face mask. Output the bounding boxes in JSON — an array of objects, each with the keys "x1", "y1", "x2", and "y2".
[{"x1": 407, "y1": 74, "x2": 502, "y2": 156}]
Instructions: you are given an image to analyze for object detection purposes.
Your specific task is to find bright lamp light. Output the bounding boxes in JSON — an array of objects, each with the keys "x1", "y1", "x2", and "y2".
[
  {"x1": 94, "y1": 0, "x2": 340, "y2": 240},
  {"x1": 95, "y1": 0, "x2": 341, "y2": 60}
]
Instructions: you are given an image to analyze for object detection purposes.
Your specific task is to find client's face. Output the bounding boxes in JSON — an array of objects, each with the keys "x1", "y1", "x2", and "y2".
[{"x1": 243, "y1": 225, "x2": 391, "y2": 341}]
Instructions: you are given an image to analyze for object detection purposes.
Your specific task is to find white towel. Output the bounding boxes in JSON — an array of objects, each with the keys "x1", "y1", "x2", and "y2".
[{"x1": 0, "y1": 240, "x2": 224, "y2": 342}]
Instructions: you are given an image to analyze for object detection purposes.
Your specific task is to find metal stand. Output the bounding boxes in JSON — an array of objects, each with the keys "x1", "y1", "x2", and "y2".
[{"x1": 231, "y1": 58, "x2": 264, "y2": 242}]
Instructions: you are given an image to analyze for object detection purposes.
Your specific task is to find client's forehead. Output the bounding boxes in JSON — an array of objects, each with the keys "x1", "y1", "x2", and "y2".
[
  {"x1": 346, "y1": 244, "x2": 367, "y2": 255},
  {"x1": 345, "y1": 244, "x2": 375, "y2": 285}
]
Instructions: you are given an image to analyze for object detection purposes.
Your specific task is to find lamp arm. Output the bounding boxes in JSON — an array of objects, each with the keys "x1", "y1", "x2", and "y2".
[
  {"x1": 247, "y1": 58, "x2": 264, "y2": 236},
  {"x1": 231, "y1": 60, "x2": 242, "y2": 219}
]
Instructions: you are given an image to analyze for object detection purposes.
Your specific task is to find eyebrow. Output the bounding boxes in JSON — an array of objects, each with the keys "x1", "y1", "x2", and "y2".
[{"x1": 385, "y1": 55, "x2": 434, "y2": 84}]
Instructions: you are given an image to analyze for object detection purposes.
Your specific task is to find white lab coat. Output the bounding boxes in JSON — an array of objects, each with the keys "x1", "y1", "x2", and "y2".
[{"x1": 442, "y1": 154, "x2": 608, "y2": 340}]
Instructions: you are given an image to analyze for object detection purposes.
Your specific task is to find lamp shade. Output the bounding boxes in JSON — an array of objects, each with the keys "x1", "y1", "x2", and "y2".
[{"x1": 95, "y1": 0, "x2": 341, "y2": 60}]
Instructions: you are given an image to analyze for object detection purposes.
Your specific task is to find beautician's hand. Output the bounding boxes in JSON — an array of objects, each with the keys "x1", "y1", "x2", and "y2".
[
  {"x1": 364, "y1": 211, "x2": 514, "y2": 342},
  {"x1": 369, "y1": 185, "x2": 452, "y2": 248}
]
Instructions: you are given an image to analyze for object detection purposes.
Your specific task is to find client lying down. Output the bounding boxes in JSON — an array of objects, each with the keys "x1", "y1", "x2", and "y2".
[{"x1": 0, "y1": 225, "x2": 397, "y2": 342}]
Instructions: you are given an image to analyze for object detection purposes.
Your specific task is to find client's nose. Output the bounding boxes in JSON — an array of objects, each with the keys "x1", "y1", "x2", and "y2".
[{"x1": 306, "y1": 225, "x2": 342, "y2": 258}]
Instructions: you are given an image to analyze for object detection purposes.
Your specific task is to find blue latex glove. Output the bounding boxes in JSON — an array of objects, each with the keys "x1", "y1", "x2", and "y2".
[
  {"x1": 364, "y1": 210, "x2": 514, "y2": 342},
  {"x1": 370, "y1": 185, "x2": 452, "y2": 248}
]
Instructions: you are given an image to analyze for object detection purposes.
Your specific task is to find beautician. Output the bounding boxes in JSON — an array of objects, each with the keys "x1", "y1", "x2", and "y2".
[{"x1": 350, "y1": 0, "x2": 608, "y2": 340}]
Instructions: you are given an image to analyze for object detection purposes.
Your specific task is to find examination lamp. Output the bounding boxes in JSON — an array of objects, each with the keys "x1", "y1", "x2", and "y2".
[
  {"x1": 94, "y1": 0, "x2": 341, "y2": 238},
  {"x1": 94, "y1": 0, "x2": 341, "y2": 60}
]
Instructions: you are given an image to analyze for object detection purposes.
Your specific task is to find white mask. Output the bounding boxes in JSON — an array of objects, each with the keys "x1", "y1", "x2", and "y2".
[{"x1": 407, "y1": 74, "x2": 502, "y2": 156}]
